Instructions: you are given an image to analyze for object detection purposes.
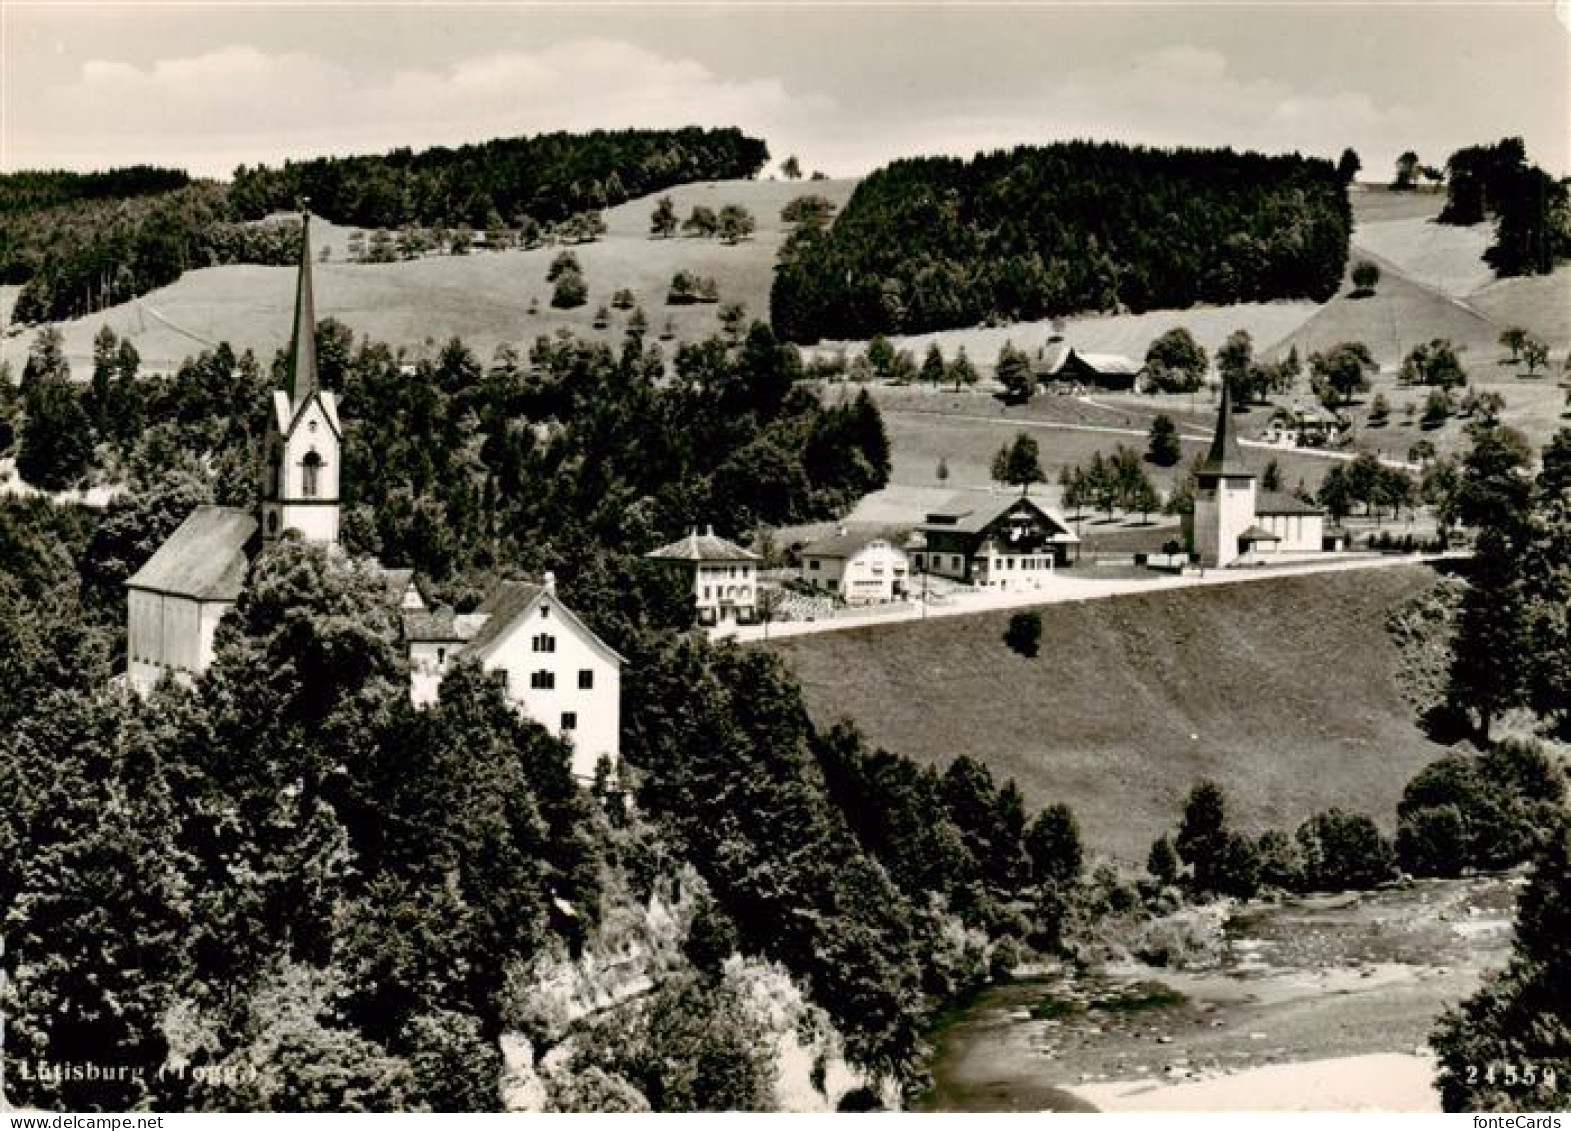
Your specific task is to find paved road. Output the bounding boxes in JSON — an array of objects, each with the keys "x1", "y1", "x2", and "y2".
[{"x1": 730, "y1": 552, "x2": 1454, "y2": 644}]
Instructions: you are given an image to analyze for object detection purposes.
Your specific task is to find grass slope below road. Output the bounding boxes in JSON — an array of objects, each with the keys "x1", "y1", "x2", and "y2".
[{"x1": 768, "y1": 564, "x2": 1448, "y2": 862}]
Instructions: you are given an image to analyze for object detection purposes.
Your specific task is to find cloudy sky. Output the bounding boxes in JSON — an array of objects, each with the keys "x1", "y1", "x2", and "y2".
[{"x1": 2, "y1": 2, "x2": 1566, "y2": 181}]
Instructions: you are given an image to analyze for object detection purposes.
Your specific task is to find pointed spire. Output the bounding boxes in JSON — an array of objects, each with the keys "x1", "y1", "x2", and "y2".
[
  {"x1": 286, "y1": 208, "x2": 319, "y2": 409},
  {"x1": 1200, "y1": 379, "x2": 1252, "y2": 478}
]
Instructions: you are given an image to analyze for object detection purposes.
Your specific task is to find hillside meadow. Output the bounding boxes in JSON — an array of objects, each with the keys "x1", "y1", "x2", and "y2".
[{"x1": 767, "y1": 564, "x2": 1450, "y2": 863}]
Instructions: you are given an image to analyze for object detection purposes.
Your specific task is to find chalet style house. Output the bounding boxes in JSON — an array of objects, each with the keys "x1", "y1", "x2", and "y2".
[
  {"x1": 644, "y1": 526, "x2": 760, "y2": 626},
  {"x1": 1185, "y1": 383, "x2": 1335, "y2": 566},
  {"x1": 798, "y1": 530, "x2": 909, "y2": 604},
  {"x1": 126, "y1": 214, "x2": 620, "y2": 775},
  {"x1": 911, "y1": 492, "x2": 1080, "y2": 589},
  {"x1": 1036, "y1": 344, "x2": 1143, "y2": 391}
]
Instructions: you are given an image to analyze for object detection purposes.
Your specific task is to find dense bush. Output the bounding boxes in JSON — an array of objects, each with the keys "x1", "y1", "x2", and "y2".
[
  {"x1": 772, "y1": 141, "x2": 1350, "y2": 342},
  {"x1": 1294, "y1": 809, "x2": 1397, "y2": 892}
]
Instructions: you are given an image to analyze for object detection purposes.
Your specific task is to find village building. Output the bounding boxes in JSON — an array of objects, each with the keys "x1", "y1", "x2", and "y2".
[
  {"x1": 405, "y1": 574, "x2": 623, "y2": 780},
  {"x1": 1263, "y1": 402, "x2": 1349, "y2": 449},
  {"x1": 1035, "y1": 344, "x2": 1143, "y2": 391},
  {"x1": 126, "y1": 212, "x2": 341, "y2": 694},
  {"x1": 644, "y1": 526, "x2": 761, "y2": 626},
  {"x1": 126, "y1": 215, "x2": 622, "y2": 777},
  {"x1": 798, "y1": 529, "x2": 909, "y2": 604},
  {"x1": 1185, "y1": 384, "x2": 1335, "y2": 566},
  {"x1": 912, "y1": 492, "x2": 1080, "y2": 589}
]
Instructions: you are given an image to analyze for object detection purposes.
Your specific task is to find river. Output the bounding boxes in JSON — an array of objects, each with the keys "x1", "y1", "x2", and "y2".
[{"x1": 915, "y1": 875, "x2": 1517, "y2": 1113}]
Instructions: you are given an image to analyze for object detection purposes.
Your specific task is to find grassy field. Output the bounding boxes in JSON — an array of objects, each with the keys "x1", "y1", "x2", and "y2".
[
  {"x1": 767, "y1": 564, "x2": 1450, "y2": 862},
  {"x1": 1, "y1": 179, "x2": 859, "y2": 376}
]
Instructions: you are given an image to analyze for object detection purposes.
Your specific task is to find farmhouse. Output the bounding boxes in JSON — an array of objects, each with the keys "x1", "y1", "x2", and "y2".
[
  {"x1": 1185, "y1": 384, "x2": 1334, "y2": 566},
  {"x1": 406, "y1": 574, "x2": 623, "y2": 780},
  {"x1": 1035, "y1": 344, "x2": 1143, "y2": 391},
  {"x1": 126, "y1": 215, "x2": 621, "y2": 776},
  {"x1": 913, "y1": 492, "x2": 1079, "y2": 589},
  {"x1": 799, "y1": 529, "x2": 910, "y2": 604},
  {"x1": 645, "y1": 526, "x2": 761, "y2": 626},
  {"x1": 1264, "y1": 402, "x2": 1349, "y2": 449}
]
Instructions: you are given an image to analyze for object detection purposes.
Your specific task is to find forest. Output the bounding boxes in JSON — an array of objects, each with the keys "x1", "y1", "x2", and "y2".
[
  {"x1": 770, "y1": 140, "x2": 1352, "y2": 342},
  {"x1": 226, "y1": 127, "x2": 769, "y2": 229},
  {"x1": 1435, "y1": 137, "x2": 1571, "y2": 278}
]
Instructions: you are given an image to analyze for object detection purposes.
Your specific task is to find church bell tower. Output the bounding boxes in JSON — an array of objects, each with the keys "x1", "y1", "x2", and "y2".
[
  {"x1": 261, "y1": 211, "x2": 342, "y2": 545},
  {"x1": 1190, "y1": 381, "x2": 1256, "y2": 568}
]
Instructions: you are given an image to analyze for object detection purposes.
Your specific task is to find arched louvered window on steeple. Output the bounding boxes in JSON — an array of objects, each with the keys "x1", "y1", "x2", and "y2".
[{"x1": 302, "y1": 450, "x2": 323, "y2": 498}]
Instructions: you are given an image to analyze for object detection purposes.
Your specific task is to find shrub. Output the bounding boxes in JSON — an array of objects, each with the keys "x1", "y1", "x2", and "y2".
[
  {"x1": 551, "y1": 269, "x2": 588, "y2": 309},
  {"x1": 1004, "y1": 611, "x2": 1042, "y2": 657}
]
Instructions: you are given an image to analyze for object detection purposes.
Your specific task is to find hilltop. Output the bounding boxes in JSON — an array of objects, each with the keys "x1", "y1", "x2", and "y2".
[
  {"x1": 768, "y1": 564, "x2": 1450, "y2": 862},
  {"x1": 1, "y1": 179, "x2": 857, "y2": 376}
]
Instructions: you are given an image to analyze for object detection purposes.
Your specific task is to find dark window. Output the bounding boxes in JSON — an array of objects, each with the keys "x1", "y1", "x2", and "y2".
[
  {"x1": 560, "y1": 711, "x2": 577, "y2": 731},
  {"x1": 578, "y1": 669, "x2": 594, "y2": 689},
  {"x1": 530, "y1": 670, "x2": 555, "y2": 690},
  {"x1": 540, "y1": 604, "x2": 550, "y2": 618},
  {"x1": 532, "y1": 633, "x2": 556, "y2": 653},
  {"x1": 301, "y1": 450, "x2": 323, "y2": 498}
]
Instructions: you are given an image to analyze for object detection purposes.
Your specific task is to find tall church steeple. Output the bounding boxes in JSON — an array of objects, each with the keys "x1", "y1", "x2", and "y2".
[
  {"x1": 1189, "y1": 380, "x2": 1258, "y2": 567},
  {"x1": 261, "y1": 210, "x2": 342, "y2": 546}
]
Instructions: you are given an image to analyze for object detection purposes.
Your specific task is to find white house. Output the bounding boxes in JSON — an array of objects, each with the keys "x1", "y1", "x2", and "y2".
[
  {"x1": 644, "y1": 526, "x2": 761, "y2": 626},
  {"x1": 798, "y1": 530, "x2": 909, "y2": 604},
  {"x1": 127, "y1": 214, "x2": 337, "y2": 694},
  {"x1": 406, "y1": 574, "x2": 622, "y2": 780}
]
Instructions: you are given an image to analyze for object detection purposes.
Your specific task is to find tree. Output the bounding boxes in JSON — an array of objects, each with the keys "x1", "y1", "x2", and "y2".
[
  {"x1": 1310, "y1": 341, "x2": 1375, "y2": 406},
  {"x1": 1025, "y1": 804, "x2": 1082, "y2": 887},
  {"x1": 1216, "y1": 330, "x2": 1254, "y2": 404},
  {"x1": 1369, "y1": 392, "x2": 1391, "y2": 426},
  {"x1": 718, "y1": 302, "x2": 748, "y2": 340},
  {"x1": 547, "y1": 250, "x2": 580, "y2": 281},
  {"x1": 1431, "y1": 818, "x2": 1571, "y2": 1112},
  {"x1": 682, "y1": 205, "x2": 719, "y2": 238},
  {"x1": 551, "y1": 269, "x2": 588, "y2": 309},
  {"x1": 1261, "y1": 458, "x2": 1283, "y2": 493},
  {"x1": 1146, "y1": 414, "x2": 1182, "y2": 466},
  {"x1": 650, "y1": 195, "x2": 678, "y2": 238},
  {"x1": 1147, "y1": 835, "x2": 1181, "y2": 886},
  {"x1": 948, "y1": 347, "x2": 978, "y2": 391},
  {"x1": 995, "y1": 340, "x2": 1036, "y2": 400},
  {"x1": 1337, "y1": 148, "x2": 1362, "y2": 184},
  {"x1": 18, "y1": 333, "x2": 91, "y2": 491},
  {"x1": 717, "y1": 204, "x2": 756, "y2": 245},
  {"x1": 1294, "y1": 810, "x2": 1396, "y2": 892},
  {"x1": 1521, "y1": 338, "x2": 1548, "y2": 376},
  {"x1": 1004, "y1": 610, "x2": 1043, "y2": 658},
  {"x1": 781, "y1": 155, "x2": 802, "y2": 180},
  {"x1": 1401, "y1": 338, "x2": 1468, "y2": 389},
  {"x1": 1144, "y1": 327, "x2": 1207, "y2": 392},
  {"x1": 1393, "y1": 150, "x2": 1421, "y2": 190},
  {"x1": 1174, "y1": 780, "x2": 1259, "y2": 899},
  {"x1": 1351, "y1": 259, "x2": 1381, "y2": 296},
  {"x1": 781, "y1": 195, "x2": 837, "y2": 230},
  {"x1": 1499, "y1": 326, "x2": 1529, "y2": 363},
  {"x1": 920, "y1": 344, "x2": 946, "y2": 386},
  {"x1": 993, "y1": 431, "x2": 1045, "y2": 488}
]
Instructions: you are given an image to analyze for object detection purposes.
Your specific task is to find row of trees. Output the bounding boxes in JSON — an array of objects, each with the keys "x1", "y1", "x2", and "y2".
[
  {"x1": 649, "y1": 198, "x2": 757, "y2": 243},
  {"x1": 771, "y1": 141, "x2": 1351, "y2": 342}
]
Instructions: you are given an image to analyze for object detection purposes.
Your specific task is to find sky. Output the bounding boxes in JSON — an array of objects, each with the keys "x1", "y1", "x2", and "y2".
[{"x1": 2, "y1": 1, "x2": 1566, "y2": 182}]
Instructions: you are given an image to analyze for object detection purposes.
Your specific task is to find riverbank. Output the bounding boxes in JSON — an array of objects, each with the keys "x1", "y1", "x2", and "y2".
[{"x1": 915, "y1": 874, "x2": 1517, "y2": 1113}]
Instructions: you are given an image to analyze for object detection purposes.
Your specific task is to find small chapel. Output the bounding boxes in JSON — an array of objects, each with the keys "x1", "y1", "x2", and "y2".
[
  {"x1": 124, "y1": 214, "x2": 620, "y2": 777},
  {"x1": 1185, "y1": 382, "x2": 1337, "y2": 567}
]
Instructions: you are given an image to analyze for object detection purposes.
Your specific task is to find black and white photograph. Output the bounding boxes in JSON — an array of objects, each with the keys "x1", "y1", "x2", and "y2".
[{"x1": 0, "y1": 0, "x2": 1567, "y2": 1116}]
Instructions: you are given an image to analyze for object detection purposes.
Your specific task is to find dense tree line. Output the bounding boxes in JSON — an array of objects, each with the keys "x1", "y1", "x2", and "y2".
[
  {"x1": 228, "y1": 128, "x2": 768, "y2": 231},
  {"x1": 0, "y1": 166, "x2": 190, "y2": 215},
  {"x1": 6, "y1": 185, "x2": 301, "y2": 322},
  {"x1": 1436, "y1": 137, "x2": 1571, "y2": 277},
  {"x1": 771, "y1": 141, "x2": 1350, "y2": 342}
]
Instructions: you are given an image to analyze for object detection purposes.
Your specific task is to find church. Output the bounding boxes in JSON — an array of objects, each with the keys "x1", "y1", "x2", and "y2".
[
  {"x1": 125, "y1": 214, "x2": 620, "y2": 777},
  {"x1": 1185, "y1": 383, "x2": 1336, "y2": 567}
]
